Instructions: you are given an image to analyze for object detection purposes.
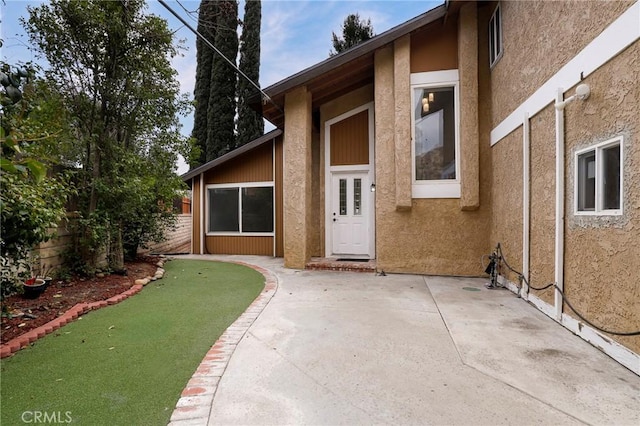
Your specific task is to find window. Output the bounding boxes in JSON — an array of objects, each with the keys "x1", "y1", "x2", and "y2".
[
  {"x1": 208, "y1": 183, "x2": 274, "y2": 234},
  {"x1": 575, "y1": 137, "x2": 623, "y2": 215},
  {"x1": 411, "y1": 70, "x2": 460, "y2": 198},
  {"x1": 489, "y1": 4, "x2": 503, "y2": 68}
]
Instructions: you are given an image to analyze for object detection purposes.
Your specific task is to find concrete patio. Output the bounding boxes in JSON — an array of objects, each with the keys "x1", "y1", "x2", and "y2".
[{"x1": 171, "y1": 255, "x2": 640, "y2": 425}]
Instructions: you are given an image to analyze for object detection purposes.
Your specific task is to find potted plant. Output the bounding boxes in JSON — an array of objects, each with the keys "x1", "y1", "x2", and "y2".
[
  {"x1": 37, "y1": 263, "x2": 53, "y2": 288},
  {"x1": 23, "y1": 277, "x2": 46, "y2": 299}
]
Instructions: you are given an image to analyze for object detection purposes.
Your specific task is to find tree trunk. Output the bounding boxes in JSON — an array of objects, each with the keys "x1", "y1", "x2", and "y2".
[{"x1": 108, "y1": 222, "x2": 126, "y2": 274}]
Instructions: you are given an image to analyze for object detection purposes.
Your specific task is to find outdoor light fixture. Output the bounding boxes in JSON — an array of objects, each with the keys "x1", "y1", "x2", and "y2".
[
  {"x1": 370, "y1": 183, "x2": 376, "y2": 192},
  {"x1": 555, "y1": 83, "x2": 591, "y2": 110}
]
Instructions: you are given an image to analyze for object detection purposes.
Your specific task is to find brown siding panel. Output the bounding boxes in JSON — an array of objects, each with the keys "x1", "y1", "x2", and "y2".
[
  {"x1": 410, "y1": 21, "x2": 458, "y2": 73},
  {"x1": 192, "y1": 177, "x2": 201, "y2": 254},
  {"x1": 330, "y1": 109, "x2": 369, "y2": 166},
  {"x1": 205, "y1": 236, "x2": 273, "y2": 256},
  {"x1": 205, "y1": 142, "x2": 273, "y2": 184}
]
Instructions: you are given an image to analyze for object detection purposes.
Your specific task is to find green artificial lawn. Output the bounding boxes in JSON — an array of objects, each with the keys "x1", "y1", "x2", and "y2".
[{"x1": 0, "y1": 259, "x2": 264, "y2": 425}]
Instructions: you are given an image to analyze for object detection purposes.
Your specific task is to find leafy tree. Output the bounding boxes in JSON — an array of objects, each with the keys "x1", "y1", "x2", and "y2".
[
  {"x1": 191, "y1": 0, "x2": 219, "y2": 168},
  {"x1": 23, "y1": 0, "x2": 190, "y2": 272},
  {"x1": 330, "y1": 13, "x2": 375, "y2": 56},
  {"x1": 236, "y1": 0, "x2": 263, "y2": 148},
  {"x1": 206, "y1": 0, "x2": 238, "y2": 161},
  {"x1": 0, "y1": 61, "x2": 74, "y2": 297}
]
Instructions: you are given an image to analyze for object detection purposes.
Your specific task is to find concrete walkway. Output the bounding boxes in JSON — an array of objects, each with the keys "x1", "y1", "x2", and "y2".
[{"x1": 170, "y1": 255, "x2": 639, "y2": 425}]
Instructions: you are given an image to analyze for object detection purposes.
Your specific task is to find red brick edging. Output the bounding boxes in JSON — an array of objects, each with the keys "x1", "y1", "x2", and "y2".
[
  {"x1": 168, "y1": 261, "x2": 279, "y2": 425},
  {"x1": 0, "y1": 259, "x2": 168, "y2": 359},
  {"x1": 0, "y1": 284, "x2": 145, "y2": 359}
]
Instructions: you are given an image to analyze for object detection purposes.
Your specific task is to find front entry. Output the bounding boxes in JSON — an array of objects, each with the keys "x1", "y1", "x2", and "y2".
[
  {"x1": 331, "y1": 172, "x2": 370, "y2": 256},
  {"x1": 324, "y1": 102, "x2": 375, "y2": 259}
]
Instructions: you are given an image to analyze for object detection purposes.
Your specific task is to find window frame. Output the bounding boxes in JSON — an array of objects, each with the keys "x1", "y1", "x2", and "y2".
[
  {"x1": 410, "y1": 69, "x2": 461, "y2": 199},
  {"x1": 574, "y1": 136, "x2": 623, "y2": 216},
  {"x1": 206, "y1": 181, "x2": 275, "y2": 236},
  {"x1": 489, "y1": 3, "x2": 503, "y2": 68}
]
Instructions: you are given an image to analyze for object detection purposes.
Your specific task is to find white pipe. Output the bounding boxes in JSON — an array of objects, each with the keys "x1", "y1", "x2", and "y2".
[
  {"x1": 200, "y1": 172, "x2": 204, "y2": 255},
  {"x1": 553, "y1": 88, "x2": 565, "y2": 321},
  {"x1": 522, "y1": 113, "x2": 530, "y2": 299}
]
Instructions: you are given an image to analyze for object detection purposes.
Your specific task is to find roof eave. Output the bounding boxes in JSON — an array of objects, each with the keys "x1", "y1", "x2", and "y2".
[{"x1": 261, "y1": 4, "x2": 448, "y2": 100}]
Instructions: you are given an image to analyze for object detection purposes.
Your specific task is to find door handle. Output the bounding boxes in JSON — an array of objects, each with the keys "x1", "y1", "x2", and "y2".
[{"x1": 333, "y1": 218, "x2": 337, "y2": 222}]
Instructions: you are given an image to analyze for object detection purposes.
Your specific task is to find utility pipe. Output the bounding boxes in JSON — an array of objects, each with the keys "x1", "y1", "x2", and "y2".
[
  {"x1": 553, "y1": 89, "x2": 566, "y2": 321},
  {"x1": 522, "y1": 113, "x2": 530, "y2": 299}
]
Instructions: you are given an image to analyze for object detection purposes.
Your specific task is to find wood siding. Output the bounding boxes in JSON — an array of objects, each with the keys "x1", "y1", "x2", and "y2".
[
  {"x1": 192, "y1": 177, "x2": 201, "y2": 254},
  {"x1": 275, "y1": 136, "x2": 284, "y2": 256},
  {"x1": 205, "y1": 142, "x2": 273, "y2": 184},
  {"x1": 330, "y1": 109, "x2": 370, "y2": 166},
  {"x1": 205, "y1": 236, "x2": 273, "y2": 255},
  {"x1": 194, "y1": 135, "x2": 284, "y2": 257},
  {"x1": 410, "y1": 21, "x2": 458, "y2": 73}
]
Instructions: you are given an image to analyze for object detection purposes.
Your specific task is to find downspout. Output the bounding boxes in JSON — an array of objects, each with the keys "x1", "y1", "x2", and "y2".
[
  {"x1": 200, "y1": 172, "x2": 204, "y2": 255},
  {"x1": 553, "y1": 83, "x2": 590, "y2": 321},
  {"x1": 522, "y1": 113, "x2": 530, "y2": 299},
  {"x1": 553, "y1": 89, "x2": 566, "y2": 321}
]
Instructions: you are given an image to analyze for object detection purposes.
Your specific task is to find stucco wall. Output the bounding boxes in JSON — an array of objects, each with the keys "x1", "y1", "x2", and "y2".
[
  {"x1": 527, "y1": 104, "x2": 557, "y2": 306},
  {"x1": 563, "y1": 42, "x2": 640, "y2": 353},
  {"x1": 484, "y1": 0, "x2": 639, "y2": 354},
  {"x1": 374, "y1": 35, "x2": 490, "y2": 276},
  {"x1": 488, "y1": 127, "x2": 523, "y2": 284},
  {"x1": 458, "y1": 2, "x2": 480, "y2": 211},
  {"x1": 490, "y1": 0, "x2": 634, "y2": 128},
  {"x1": 283, "y1": 86, "x2": 313, "y2": 268}
]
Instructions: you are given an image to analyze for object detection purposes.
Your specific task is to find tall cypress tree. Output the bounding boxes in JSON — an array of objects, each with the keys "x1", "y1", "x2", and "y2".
[
  {"x1": 191, "y1": 0, "x2": 219, "y2": 168},
  {"x1": 206, "y1": 0, "x2": 238, "y2": 160},
  {"x1": 236, "y1": 0, "x2": 263, "y2": 148}
]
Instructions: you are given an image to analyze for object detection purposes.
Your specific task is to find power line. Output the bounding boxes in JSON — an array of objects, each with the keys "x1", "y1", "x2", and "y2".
[{"x1": 158, "y1": 0, "x2": 280, "y2": 112}]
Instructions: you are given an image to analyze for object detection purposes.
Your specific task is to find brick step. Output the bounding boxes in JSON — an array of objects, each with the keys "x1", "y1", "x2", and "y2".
[{"x1": 305, "y1": 258, "x2": 376, "y2": 273}]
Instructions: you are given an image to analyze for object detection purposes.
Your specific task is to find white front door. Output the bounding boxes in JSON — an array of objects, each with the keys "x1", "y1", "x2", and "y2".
[{"x1": 331, "y1": 172, "x2": 370, "y2": 256}]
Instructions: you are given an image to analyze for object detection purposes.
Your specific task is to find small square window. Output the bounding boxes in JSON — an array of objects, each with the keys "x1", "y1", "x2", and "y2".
[
  {"x1": 489, "y1": 4, "x2": 503, "y2": 68},
  {"x1": 575, "y1": 137, "x2": 623, "y2": 215}
]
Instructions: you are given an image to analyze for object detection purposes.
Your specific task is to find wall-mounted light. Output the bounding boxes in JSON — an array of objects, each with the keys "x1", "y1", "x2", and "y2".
[
  {"x1": 370, "y1": 183, "x2": 376, "y2": 192},
  {"x1": 555, "y1": 83, "x2": 590, "y2": 110}
]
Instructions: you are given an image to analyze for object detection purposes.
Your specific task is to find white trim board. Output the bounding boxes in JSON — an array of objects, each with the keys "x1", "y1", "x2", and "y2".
[{"x1": 490, "y1": 1, "x2": 640, "y2": 146}]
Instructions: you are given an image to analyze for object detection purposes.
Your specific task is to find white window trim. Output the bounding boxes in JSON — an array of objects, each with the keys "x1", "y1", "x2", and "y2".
[
  {"x1": 206, "y1": 181, "x2": 275, "y2": 236},
  {"x1": 489, "y1": 3, "x2": 503, "y2": 68},
  {"x1": 574, "y1": 136, "x2": 623, "y2": 216},
  {"x1": 410, "y1": 69, "x2": 461, "y2": 199}
]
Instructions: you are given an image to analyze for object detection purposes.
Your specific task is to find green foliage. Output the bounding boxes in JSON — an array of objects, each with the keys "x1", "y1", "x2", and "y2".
[
  {"x1": 0, "y1": 60, "x2": 75, "y2": 298},
  {"x1": 206, "y1": 0, "x2": 238, "y2": 161},
  {"x1": 191, "y1": 0, "x2": 219, "y2": 168},
  {"x1": 23, "y1": 0, "x2": 192, "y2": 270},
  {"x1": 330, "y1": 13, "x2": 375, "y2": 56},
  {"x1": 236, "y1": 0, "x2": 264, "y2": 148}
]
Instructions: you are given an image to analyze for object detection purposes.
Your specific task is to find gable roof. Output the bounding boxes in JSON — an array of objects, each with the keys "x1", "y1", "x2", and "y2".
[
  {"x1": 181, "y1": 129, "x2": 282, "y2": 183},
  {"x1": 255, "y1": 3, "x2": 449, "y2": 128}
]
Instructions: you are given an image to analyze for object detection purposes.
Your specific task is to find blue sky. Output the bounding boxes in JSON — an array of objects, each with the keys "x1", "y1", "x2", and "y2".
[{"x1": 1, "y1": 0, "x2": 442, "y2": 172}]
